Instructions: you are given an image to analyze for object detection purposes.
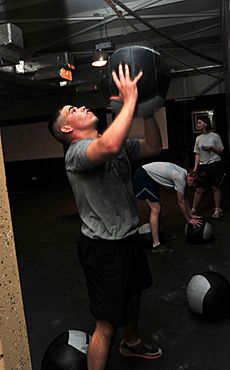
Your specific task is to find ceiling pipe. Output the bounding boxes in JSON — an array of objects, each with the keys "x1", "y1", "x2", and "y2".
[
  {"x1": 170, "y1": 64, "x2": 223, "y2": 76},
  {"x1": 197, "y1": 79, "x2": 223, "y2": 96}
]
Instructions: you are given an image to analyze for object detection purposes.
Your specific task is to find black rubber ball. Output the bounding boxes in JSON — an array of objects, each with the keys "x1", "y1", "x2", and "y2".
[
  {"x1": 41, "y1": 330, "x2": 89, "y2": 370},
  {"x1": 187, "y1": 271, "x2": 230, "y2": 319},
  {"x1": 100, "y1": 45, "x2": 170, "y2": 114},
  {"x1": 185, "y1": 218, "x2": 213, "y2": 244}
]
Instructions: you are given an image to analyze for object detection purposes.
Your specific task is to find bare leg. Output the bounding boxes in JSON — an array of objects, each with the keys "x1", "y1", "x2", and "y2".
[
  {"x1": 192, "y1": 187, "x2": 205, "y2": 211},
  {"x1": 87, "y1": 320, "x2": 115, "y2": 370},
  {"x1": 146, "y1": 199, "x2": 161, "y2": 245},
  {"x1": 123, "y1": 292, "x2": 141, "y2": 344},
  {"x1": 212, "y1": 185, "x2": 222, "y2": 209},
  {"x1": 123, "y1": 324, "x2": 140, "y2": 344}
]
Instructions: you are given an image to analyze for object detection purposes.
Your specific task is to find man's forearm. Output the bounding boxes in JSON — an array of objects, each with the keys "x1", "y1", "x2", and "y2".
[{"x1": 177, "y1": 193, "x2": 190, "y2": 222}]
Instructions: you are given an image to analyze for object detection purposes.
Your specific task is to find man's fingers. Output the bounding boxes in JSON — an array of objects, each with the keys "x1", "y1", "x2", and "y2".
[
  {"x1": 112, "y1": 64, "x2": 143, "y2": 85},
  {"x1": 133, "y1": 70, "x2": 143, "y2": 84},
  {"x1": 124, "y1": 64, "x2": 130, "y2": 78},
  {"x1": 118, "y1": 64, "x2": 125, "y2": 81},
  {"x1": 112, "y1": 70, "x2": 120, "y2": 86},
  {"x1": 114, "y1": 64, "x2": 142, "y2": 82}
]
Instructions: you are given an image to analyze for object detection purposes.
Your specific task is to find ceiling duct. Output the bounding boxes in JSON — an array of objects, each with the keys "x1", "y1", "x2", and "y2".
[
  {"x1": 13, "y1": 52, "x2": 75, "y2": 83},
  {"x1": 0, "y1": 23, "x2": 23, "y2": 66}
]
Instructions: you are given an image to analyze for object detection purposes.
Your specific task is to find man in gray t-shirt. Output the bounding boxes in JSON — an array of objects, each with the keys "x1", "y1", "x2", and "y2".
[
  {"x1": 65, "y1": 137, "x2": 140, "y2": 239},
  {"x1": 134, "y1": 162, "x2": 202, "y2": 253},
  {"x1": 48, "y1": 64, "x2": 164, "y2": 370}
]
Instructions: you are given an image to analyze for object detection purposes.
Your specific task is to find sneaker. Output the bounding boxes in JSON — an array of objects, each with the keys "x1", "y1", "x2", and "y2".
[
  {"x1": 211, "y1": 208, "x2": 223, "y2": 219},
  {"x1": 191, "y1": 208, "x2": 197, "y2": 215},
  {"x1": 152, "y1": 243, "x2": 174, "y2": 254},
  {"x1": 159, "y1": 231, "x2": 176, "y2": 242},
  {"x1": 119, "y1": 340, "x2": 162, "y2": 359}
]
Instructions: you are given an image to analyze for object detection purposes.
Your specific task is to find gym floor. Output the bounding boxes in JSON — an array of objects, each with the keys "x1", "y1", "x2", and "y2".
[{"x1": 10, "y1": 178, "x2": 230, "y2": 370}]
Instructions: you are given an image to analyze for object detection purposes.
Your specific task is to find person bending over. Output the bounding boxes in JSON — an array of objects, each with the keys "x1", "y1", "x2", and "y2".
[
  {"x1": 48, "y1": 64, "x2": 163, "y2": 370},
  {"x1": 133, "y1": 161, "x2": 203, "y2": 254},
  {"x1": 191, "y1": 116, "x2": 225, "y2": 219}
]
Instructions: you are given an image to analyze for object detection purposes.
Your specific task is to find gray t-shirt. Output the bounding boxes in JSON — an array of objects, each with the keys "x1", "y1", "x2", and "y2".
[
  {"x1": 193, "y1": 131, "x2": 224, "y2": 165},
  {"x1": 142, "y1": 161, "x2": 187, "y2": 195},
  {"x1": 65, "y1": 138, "x2": 140, "y2": 239}
]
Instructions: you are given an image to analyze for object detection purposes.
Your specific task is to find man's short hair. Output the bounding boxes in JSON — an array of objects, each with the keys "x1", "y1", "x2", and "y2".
[
  {"x1": 187, "y1": 169, "x2": 199, "y2": 181},
  {"x1": 48, "y1": 108, "x2": 66, "y2": 143},
  {"x1": 187, "y1": 169, "x2": 202, "y2": 186}
]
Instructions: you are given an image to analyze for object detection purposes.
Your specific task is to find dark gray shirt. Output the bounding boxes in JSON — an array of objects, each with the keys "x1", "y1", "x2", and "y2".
[{"x1": 65, "y1": 138, "x2": 140, "y2": 239}]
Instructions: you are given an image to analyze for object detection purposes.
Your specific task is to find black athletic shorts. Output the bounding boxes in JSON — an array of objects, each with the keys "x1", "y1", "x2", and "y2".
[
  {"x1": 133, "y1": 167, "x2": 160, "y2": 202},
  {"x1": 197, "y1": 161, "x2": 225, "y2": 189},
  {"x1": 78, "y1": 232, "x2": 153, "y2": 328}
]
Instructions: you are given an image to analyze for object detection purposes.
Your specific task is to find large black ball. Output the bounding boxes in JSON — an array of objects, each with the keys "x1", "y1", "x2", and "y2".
[
  {"x1": 185, "y1": 219, "x2": 213, "y2": 244},
  {"x1": 100, "y1": 45, "x2": 170, "y2": 115},
  {"x1": 186, "y1": 271, "x2": 230, "y2": 319},
  {"x1": 41, "y1": 330, "x2": 90, "y2": 370}
]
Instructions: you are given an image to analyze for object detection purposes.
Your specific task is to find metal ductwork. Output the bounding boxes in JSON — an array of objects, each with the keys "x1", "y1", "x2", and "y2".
[{"x1": 0, "y1": 23, "x2": 23, "y2": 66}]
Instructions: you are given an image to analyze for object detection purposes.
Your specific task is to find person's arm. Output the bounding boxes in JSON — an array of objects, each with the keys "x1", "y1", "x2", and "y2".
[
  {"x1": 86, "y1": 64, "x2": 143, "y2": 165},
  {"x1": 177, "y1": 192, "x2": 203, "y2": 226},
  {"x1": 193, "y1": 153, "x2": 200, "y2": 172},
  {"x1": 138, "y1": 114, "x2": 162, "y2": 159},
  {"x1": 202, "y1": 146, "x2": 224, "y2": 155}
]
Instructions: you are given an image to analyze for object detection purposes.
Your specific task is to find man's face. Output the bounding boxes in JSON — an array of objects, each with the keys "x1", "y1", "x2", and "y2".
[
  {"x1": 187, "y1": 175, "x2": 195, "y2": 187},
  {"x1": 61, "y1": 105, "x2": 98, "y2": 131}
]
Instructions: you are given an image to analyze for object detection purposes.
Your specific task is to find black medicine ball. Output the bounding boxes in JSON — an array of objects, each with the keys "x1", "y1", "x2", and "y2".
[
  {"x1": 41, "y1": 330, "x2": 90, "y2": 370},
  {"x1": 186, "y1": 271, "x2": 230, "y2": 319},
  {"x1": 185, "y1": 219, "x2": 213, "y2": 244},
  {"x1": 100, "y1": 45, "x2": 170, "y2": 115}
]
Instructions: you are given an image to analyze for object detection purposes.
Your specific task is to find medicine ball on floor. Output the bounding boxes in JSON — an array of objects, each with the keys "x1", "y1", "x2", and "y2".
[
  {"x1": 100, "y1": 45, "x2": 170, "y2": 116},
  {"x1": 185, "y1": 218, "x2": 213, "y2": 244},
  {"x1": 186, "y1": 271, "x2": 230, "y2": 319},
  {"x1": 41, "y1": 330, "x2": 90, "y2": 370}
]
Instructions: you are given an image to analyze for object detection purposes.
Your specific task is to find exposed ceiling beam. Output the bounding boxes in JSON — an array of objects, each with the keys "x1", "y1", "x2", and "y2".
[
  {"x1": 29, "y1": 0, "x2": 156, "y2": 53},
  {"x1": 0, "y1": 12, "x2": 218, "y2": 24}
]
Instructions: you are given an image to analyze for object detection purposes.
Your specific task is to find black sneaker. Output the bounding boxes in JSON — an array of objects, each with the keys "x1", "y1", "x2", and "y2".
[
  {"x1": 159, "y1": 231, "x2": 176, "y2": 242},
  {"x1": 152, "y1": 243, "x2": 174, "y2": 254},
  {"x1": 119, "y1": 340, "x2": 162, "y2": 359}
]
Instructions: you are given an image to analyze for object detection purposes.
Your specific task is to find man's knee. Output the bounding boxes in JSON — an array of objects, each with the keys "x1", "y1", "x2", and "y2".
[
  {"x1": 152, "y1": 203, "x2": 161, "y2": 216},
  {"x1": 147, "y1": 200, "x2": 161, "y2": 214},
  {"x1": 195, "y1": 187, "x2": 205, "y2": 195},
  {"x1": 212, "y1": 185, "x2": 220, "y2": 193},
  {"x1": 95, "y1": 320, "x2": 116, "y2": 340}
]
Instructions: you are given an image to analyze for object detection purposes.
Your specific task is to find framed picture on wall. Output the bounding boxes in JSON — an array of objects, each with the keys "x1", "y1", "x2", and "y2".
[{"x1": 191, "y1": 109, "x2": 215, "y2": 133}]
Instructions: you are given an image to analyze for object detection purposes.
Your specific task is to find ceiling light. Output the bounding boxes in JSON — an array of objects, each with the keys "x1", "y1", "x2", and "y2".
[{"x1": 92, "y1": 50, "x2": 108, "y2": 67}]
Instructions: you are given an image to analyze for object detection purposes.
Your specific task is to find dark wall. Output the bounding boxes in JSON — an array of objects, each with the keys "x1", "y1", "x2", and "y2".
[
  {"x1": 5, "y1": 157, "x2": 68, "y2": 194},
  {"x1": 164, "y1": 93, "x2": 230, "y2": 169}
]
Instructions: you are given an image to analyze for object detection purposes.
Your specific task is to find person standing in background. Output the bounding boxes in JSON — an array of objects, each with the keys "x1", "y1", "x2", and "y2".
[{"x1": 191, "y1": 116, "x2": 225, "y2": 218}]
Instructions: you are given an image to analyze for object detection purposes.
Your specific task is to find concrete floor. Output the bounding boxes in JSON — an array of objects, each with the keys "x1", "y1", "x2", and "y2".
[{"x1": 10, "y1": 179, "x2": 230, "y2": 370}]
